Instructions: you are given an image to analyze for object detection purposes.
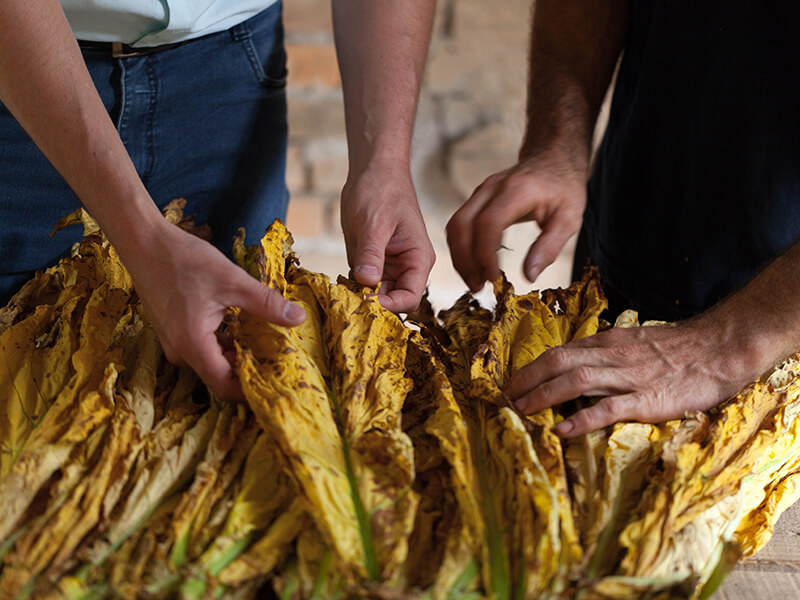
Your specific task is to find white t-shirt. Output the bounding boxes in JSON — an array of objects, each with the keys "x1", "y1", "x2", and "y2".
[{"x1": 62, "y1": 0, "x2": 279, "y2": 47}]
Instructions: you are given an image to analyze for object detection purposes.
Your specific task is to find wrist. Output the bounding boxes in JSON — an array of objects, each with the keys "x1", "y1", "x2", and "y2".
[
  {"x1": 520, "y1": 136, "x2": 590, "y2": 174},
  {"x1": 98, "y1": 197, "x2": 171, "y2": 268},
  {"x1": 344, "y1": 151, "x2": 412, "y2": 191},
  {"x1": 514, "y1": 144, "x2": 591, "y2": 188},
  {"x1": 346, "y1": 132, "x2": 411, "y2": 177},
  {"x1": 694, "y1": 303, "x2": 780, "y2": 387}
]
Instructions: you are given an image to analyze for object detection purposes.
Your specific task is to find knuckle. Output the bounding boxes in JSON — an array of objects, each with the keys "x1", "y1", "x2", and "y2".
[
  {"x1": 357, "y1": 245, "x2": 385, "y2": 263},
  {"x1": 473, "y1": 208, "x2": 504, "y2": 233},
  {"x1": 446, "y1": 213, "x2": 463, "y2": 234},
  {"x1": 476, "y1": 173, "x2": 501, "y2": 193},
  {"x1": 610, "y1": 343, "x2": 636, "y2": 361},
  {"x1": 574, "y1": 365, "x2": 593, "y2": 386},
  {"x1": 426, "y1": 247, "x2": 437, "y2": 268},
  {"x1": 546, "y1": 346, "x2": 570, "y2": 370},
  {"x1": 601, "y1": 396, "x2": 624, "y2": 417},
  {"x1": 509, "y1": 369, "x2": 532, "y2": 398},
  {"x1": 570, "y1": 408, "x2": 593, "y2": 430},
  {"x1": 625, "y1": 394, "x2": 646, "y2": 421},
  {"x1": 259, "y1": 285, "x2": 284, "y2": 310},
  {"x1": 537, "y1": 382, "x2": 552, "y2": 403}
]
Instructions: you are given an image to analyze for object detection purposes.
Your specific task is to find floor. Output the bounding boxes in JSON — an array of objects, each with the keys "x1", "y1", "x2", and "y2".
[{"x1": 714, "y1": 500, "x2": 800, "y2": 598}]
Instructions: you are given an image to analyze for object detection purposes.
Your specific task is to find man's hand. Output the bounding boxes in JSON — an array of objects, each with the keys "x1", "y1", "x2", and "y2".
[
  {"x1": 331, "y1": 0, "x2": 435, "y2": 313},
  {"x1": 124, "y1": 219, "x2": 305, "y2": 401},
  {"x1": 447, "y1": 152, "x2": 586, "y2": 292},
  {"x1": 444, "y1": 0, "x2": 630, "y2": 293},
  {"x1": 341, "y1": 163, "x2": 435, "y2": 313},
  {"x1": 505, "y1": 319, "x2": 761, "y2": 437},
  {"x1": 505, "y1": 227, "x2": 800, "y2": 437}
]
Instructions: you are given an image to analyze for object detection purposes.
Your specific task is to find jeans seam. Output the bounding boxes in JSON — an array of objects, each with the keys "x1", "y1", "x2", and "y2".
[
  {"x1": 143, "y1": 56, "x2": 159, "y2": 184},
  {"x1": 233, "y1": 22, "x2": 269, "y2": 84},
  {"x1": 116, "y1": 58, "x2": 127, "y2": 134},
  {"x1": 231, "y1": 18, "x2": 286, "y2": 88}
]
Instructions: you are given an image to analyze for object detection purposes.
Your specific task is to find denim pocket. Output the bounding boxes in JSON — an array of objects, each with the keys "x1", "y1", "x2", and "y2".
[{"x1": 232, "y1": 6, "x2": 288, "y2": 89}]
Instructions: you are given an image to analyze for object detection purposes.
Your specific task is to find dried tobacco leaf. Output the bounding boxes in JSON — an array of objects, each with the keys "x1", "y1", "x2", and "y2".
[
  {"x1": 1, "y1": 208, "x2": 799, "y2": 600},
  {"x1": 232, "y1": 221, "x2": 418, "y2": 589}
]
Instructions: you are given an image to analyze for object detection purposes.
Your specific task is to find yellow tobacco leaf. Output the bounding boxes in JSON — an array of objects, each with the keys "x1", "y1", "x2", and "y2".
[
  {"x1": 235, "y1": 313, "x2": 367, "y2": 580},
  {"x1": 169, "y1": 404, "x2": 255, "y2": 566},
  {"x1": 6, "y1": 366, "x2": 126, "y2": 585},
  {"x1": 402, "y1": 337, "x2": 483, "y2": 596},
  {"x1": 98, "y1": 401, "x2": 217, "y2": 558},
  {"x1": 0, "y1": 283, "x2": 124, "y2": 545},
  {"x1": 484, "y1": 407, "x2": 562, "y2": 598},
  {"x1": 193, "y1": 428, "x2": 294, "y2": 574},
  {"x1": 218, "y1": 498, "x2": 310, "y2": 586},
  {"x1": 581, "y1": 423, "x2": 660, "y2": 580}
]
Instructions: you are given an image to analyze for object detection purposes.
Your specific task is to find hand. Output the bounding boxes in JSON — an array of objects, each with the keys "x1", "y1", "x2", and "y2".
[
  {"x1": 340, "y1": 162, "x2": 435, "y2": 313},
  {"x1": 446, "y1": 152, "x2": 586, "y2": 292},
  {"x1": 123, "y1": 219, "x2": 305, "y2": 401},
  {"x1": 505, "y1": 319, "x2": 759, "y2": 437}
]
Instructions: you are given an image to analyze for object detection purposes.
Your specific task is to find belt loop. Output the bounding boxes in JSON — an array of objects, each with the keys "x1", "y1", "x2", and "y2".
[{"x1": 230, "y1": 22, "x2": 251, "y2": 42}]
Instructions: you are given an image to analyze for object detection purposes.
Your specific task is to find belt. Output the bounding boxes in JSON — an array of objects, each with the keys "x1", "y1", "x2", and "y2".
[{"x1": 77, "y1": 39, "x2": 193, "y2": 58}]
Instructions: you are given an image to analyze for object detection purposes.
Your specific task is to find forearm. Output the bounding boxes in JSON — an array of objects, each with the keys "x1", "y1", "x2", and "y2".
[
  {"x1": 701, "y1": 240, "x2": 800, "y2": 382},
  {"x1": 521, "y1": 0, "x2": 630, "y2": 169},
  {"x1": 0, "y1": 0, "x2": 163, "y2": 258},
  {"x1": 331, "y1": 0, "x2": 435, "y2": 174}
]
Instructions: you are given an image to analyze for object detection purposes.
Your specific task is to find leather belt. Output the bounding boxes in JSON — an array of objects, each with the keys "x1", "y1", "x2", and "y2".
[{"x1": 77, "y1": 39, "x2": 193, "y2": 58}]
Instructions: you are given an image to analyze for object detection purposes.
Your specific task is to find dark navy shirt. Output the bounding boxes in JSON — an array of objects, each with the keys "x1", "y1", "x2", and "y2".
[{"x1": 585, "y1": 0, "x2": 800, "y2": 321}]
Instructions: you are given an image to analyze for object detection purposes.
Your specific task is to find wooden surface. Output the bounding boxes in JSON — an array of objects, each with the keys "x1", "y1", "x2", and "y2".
[{"x1": 713, "y1": 500, "x2": 800, "y2": 599}]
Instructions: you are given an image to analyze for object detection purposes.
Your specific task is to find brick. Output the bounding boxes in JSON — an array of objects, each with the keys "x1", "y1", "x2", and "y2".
[
  {"x1": 309, "y1": 153, "x2": 348, "y2": 194},
  {"x1": 453, "y1": 0, "x2": 532, "y2": 39},
  {"x1": 287, "y1": 44, "x2": 341, "y2": 89},
  {"x1": 438, "y1": 95, "x2": 480, "y2": 139},
  {"x1": 283, "y1": 0, "x2": 333, "y2": 36},
  {"x1": 425, "y1": 41, "x2": 472, "y2": 94},
  {"x1": 287, "y1": 94, "x2": 346, "y2": 141},
  {"x1": 448, "y1": 123, "x2": 520, "y2": 198},
  {"x1": 286, "y1": 194, "x2": 329, "y2": 238},
  {"x1": 286, "y1": 144, "x2": 307, "y2": 194}
]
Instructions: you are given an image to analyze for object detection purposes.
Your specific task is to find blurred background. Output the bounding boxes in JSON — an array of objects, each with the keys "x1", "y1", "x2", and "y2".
[{"x1": 282, "y1": 0, "x2": 585, "y2": 312}]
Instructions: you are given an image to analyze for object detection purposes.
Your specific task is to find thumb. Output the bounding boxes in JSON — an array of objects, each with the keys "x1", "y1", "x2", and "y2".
[
  {"x1": 351, "y1": 234, "x2": 386, "y2": 287},
  {"x1": 231, "y1": 271, "x2": 306, "y2": 326}
]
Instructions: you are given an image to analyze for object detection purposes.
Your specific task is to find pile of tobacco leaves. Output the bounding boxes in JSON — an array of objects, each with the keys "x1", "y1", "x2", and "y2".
[{"x1": 1, "y1": 201, "x2": 799, "y2": 599}]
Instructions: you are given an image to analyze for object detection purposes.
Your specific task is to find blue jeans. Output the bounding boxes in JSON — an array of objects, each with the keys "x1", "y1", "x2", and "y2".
[{"x1": 0, "y1": 2, "x2": 288, "y2": 304}]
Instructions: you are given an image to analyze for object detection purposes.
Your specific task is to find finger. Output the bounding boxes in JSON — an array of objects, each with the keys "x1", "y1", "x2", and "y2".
[
  {"x1": 555, "y1": 393, "x2": 640, "y2": 437},
  {"x1": 352, "y1": 231, "x2": 389, "y2": 288},
  {"x1": 471, "y1": 197, "x2": 524, "y2": 284},
  {"x1": 523, "y1": 209, "x2": 580, "y2": 282},
  {"x1": 230, "y1": 270, "x2": 305, "y2": 326},
  {"x1": 378, "y1": 253, "x2": 433, "y2": 313},
  {"x1": 505, "y1": 346, "x2": 577, "y2": 400},
  {"x1": 188, "y1": 331, "x2": 246, "y2": 402},
  {"x1": 514, "y1": 366, "x2": 624, "y2": 414},
  {"x1": 447, "y1": 178, "x2": 498, "y2": 291}
]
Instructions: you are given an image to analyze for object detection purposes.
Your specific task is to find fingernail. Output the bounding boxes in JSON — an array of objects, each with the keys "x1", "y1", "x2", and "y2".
[
  {"x1": 514, "y1": 398, "x2": 528, "y2": 412},
  {"x1": 353, "y1": 265, "x2": 378, "y2": 277},
  {"x1": 284, "y1": 302, "x2": 305, "y2": 322},
  {"x1": 353, "y1": 265, "x2": 381, "y2": 284},
  {"x1": 556, "y1": 420, "x2": 574, "y2": 435}
]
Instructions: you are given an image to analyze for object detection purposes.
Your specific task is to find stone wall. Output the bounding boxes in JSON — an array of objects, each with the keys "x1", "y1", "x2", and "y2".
[{"x1": 283, "y1": 0, "x2": 577, "y2": 310}]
